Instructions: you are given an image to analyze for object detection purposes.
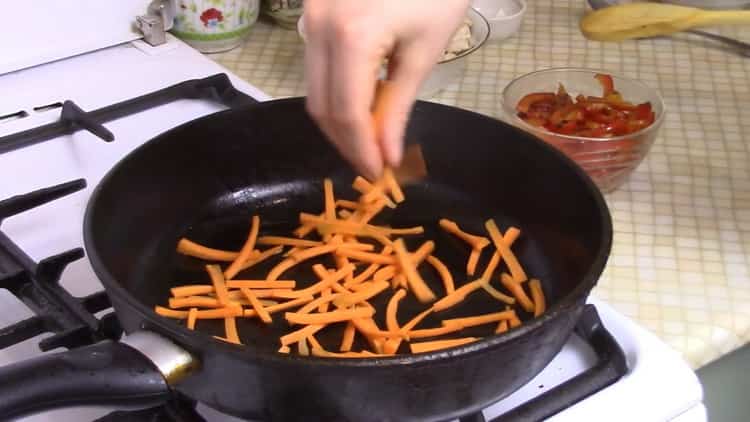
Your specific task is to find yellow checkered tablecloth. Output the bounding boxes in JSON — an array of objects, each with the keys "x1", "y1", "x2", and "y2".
[{"x1": 209, "y1": 1, "x2": 750, "y2": 368}]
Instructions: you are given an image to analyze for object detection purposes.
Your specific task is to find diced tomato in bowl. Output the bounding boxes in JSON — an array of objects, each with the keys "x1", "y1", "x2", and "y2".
[{"x1": 502, "y1": 68, "x2": 665, "y2": 193}]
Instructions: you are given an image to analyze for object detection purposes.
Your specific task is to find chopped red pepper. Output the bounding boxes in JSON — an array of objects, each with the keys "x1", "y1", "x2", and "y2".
[{"x1": 515, "y1": 73, "x2": 655, "y2": 138}]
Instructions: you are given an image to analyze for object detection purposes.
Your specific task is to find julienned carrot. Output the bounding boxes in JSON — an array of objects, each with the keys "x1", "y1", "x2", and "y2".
[
  {"x1": 279, "y1": 345, "x2": 291, "y2": 354},
  {"x1": 225, "y1": 280, "x2": 296, "y2": 289},
  {"x1": 241, "y1": 288, "x2": 272, "y2": 323},
  {"x1": 357, "y1": 199, "x2": 388, "y2": 224},
  {"x1": 439, "y1": 219, "x2": 490, "y2": 250},
  {"x1": 266, "y1": 244, "x2": 338, "y2": 281},
  {"x1": 155, "y1": 306, "x2": 189, "y2": 318},
  {"x1": 348, "y1": 262, "x2": 381, "y2": 287},
  {"x1": 336, "y1": 248, "x2": 394, "y2": 265},
  {"x1": 338, "y1": 209, "x2": 353, "y2": 219},
  {"x1": 410, "y1": 337, "x2": 478, "y2": 353},
  {"x1": 324, "y1": 178, "x2": 336, "y2": 220},
  {"x1": 257, "y1": 236, "x2": 323, "y2": 248},
  {"x1": 411, "y1": 241, "x2": 435, "y2": 266},
  {"x1": 285, "y1": 307, "x2": 374, "y2": 325},
  {"x1": 480, "y1": 283, "x2": 516, "y2": 305},
  {"x1": 432, "y1": 280, "x2": 484, "y2": 312},
  {"x1": 244, "y1": 295, "x2": 314, "y2": 317},
  {"x1": 443, "y1": 310, "x2": 515, "y2": 328},
  {"x1": 299, "y1": 214, "x2": 393, "y2": 246},
  {"x1": 393, "y1": 239, "x2": 436, "y2": 303},
  {"x1": 187, "y1": 308, "x2": 198, "y2": 329},
  {"x1": 177, "y1": 238, "x2": 239, "y2": 262},
  {"x1": 239, "y1": 245, "x2": 284, "y2": 271},
  {"x1": 495, "y1": 320, "x2": 509, "y2": 334},
  {"x1": 360, "y1": 179, "x2": 397, "y2": 208},
  {"x1": 509, "y1": 312, "x2": 522, "y2": 328},
  {"x1": 169, "y1": 296, "x2": 224, "y2": 309},
  {"x1": 351, "y1": 318, "x2": 391, "y2": 352},
  {"x1": 401, "y1": 308, "x2": 434, "y2": 333},
  {"x1": 340, "y1": 321, "x2": 356, "y2": 352},
  {"x1": 319, "y1": 287, "x2": 333, "y2": 313},
  {"x1": 467, "y1": 248, "x2": 482, "y2": 276},
  {"x1": 206, "y1": 264, "x2": 230, "y2": 306},
  {"x1": 426, "y1": 255, "x2": 454, "y2": 294},
  {"x1": 280, "y1": 324, "x2": 325, "y2": 346},
  {"x1": 382, "y1": 167, "x2": 405, "y2": 203},
  {"x1": 194, "y1": 306, "x2": 243, "y2": 319},
  {"x1": 500, "y1": 273, "x2": 534, "y2": 313},
  {"x1": 171, "y1": 285, "x2": 214, "y2": 297},
  {"x1": 224, "y1": 215, "x2": 261, "y2": 279},
  {"x1": 529, "y1": 279, "x2": 546, "y2": 317},
  {"x1": 307, "y1": 334, "x2": 323, "y2": 350},
  {"x1": 386, "y1": 289, "x2": 407, "y2": 332},
  {"x1": 335, "y1": 199, "x2": 359, "y2": 210},
  {"x1": 408, "y1": 323, "x2": 464, "y2": 339},
  {"x1": 333, "y1": 281, "x2": 390, "y2": 308},
  {"x1": 485, "y1": 220, "x2": 527, "y2": 283},
  {"x1": 339, "y1": 242, "x2": 376, "y2": 251},
  {"x1": 481, "y1": 251, "x2": 501, "y2": 281},
  {"x1": 224, "y1": 317, "x2": 241, "y2": 344},
  {"x1": 283, "y1": 264, "x2": 353, "y2": 299},
  {"x1": 373, "y1": 265, "x2": 397, "y2": 282},
  {"x1": 296, "y1": 337, "x2": 308, "y2": 355},
  {"x1": 380, "y1": 227, "x2": 424, "y2": 236}
]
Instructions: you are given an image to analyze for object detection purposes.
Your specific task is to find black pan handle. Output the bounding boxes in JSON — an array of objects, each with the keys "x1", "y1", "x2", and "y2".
[{"x1": 0, "y1": 332, "x2": 195, "y2": 420}]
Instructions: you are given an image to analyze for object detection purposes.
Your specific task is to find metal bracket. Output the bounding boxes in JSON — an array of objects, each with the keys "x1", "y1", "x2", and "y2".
[{"x1": 136, "y1": 0, "x2": 175, "y2": 46}]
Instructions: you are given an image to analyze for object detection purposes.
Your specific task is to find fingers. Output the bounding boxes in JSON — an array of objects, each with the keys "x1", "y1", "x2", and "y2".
[
  {"x1": 326, "y1": 23, "x2": 386, "y2": 180},
  {"x1": 376, "y1": 49, "x2": 435, "y2": 167}
]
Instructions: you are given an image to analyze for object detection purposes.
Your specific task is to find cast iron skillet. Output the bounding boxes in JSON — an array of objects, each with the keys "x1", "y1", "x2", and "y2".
[{"x1": 0, "y1": 98, "x2": 611, "y2": 422}]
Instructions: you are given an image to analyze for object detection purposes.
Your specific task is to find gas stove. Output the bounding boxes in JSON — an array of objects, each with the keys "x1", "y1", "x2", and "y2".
[{"x1": 0, "y1": 26, "x2": 705, "y2": 422}]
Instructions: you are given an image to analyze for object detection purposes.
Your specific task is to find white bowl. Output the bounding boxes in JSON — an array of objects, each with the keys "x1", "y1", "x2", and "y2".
[
  {"x1": 472, "y1": 0, "x2": 526, "y2": 41},
  {"x1": 297, "y1": 8, "x2": 490, "y2": 99}
]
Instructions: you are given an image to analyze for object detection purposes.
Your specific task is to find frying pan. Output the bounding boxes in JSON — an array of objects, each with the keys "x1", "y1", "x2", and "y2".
[{"x1": 0, "y1": 97, "x2": 612, "y2": 421}]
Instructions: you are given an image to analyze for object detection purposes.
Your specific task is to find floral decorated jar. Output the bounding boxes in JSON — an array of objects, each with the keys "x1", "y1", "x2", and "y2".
[
  {"x1": 261, "y1": 0, "x2": 304, "y2": 30},
  {"x1": 172, "y1": 0, "x2": 260, "y2": 53}
]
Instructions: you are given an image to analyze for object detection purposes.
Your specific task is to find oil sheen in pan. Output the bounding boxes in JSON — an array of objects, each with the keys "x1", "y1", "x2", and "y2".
[{"x1": 131, "y1": 180, "x2": 557, "y2": 353}]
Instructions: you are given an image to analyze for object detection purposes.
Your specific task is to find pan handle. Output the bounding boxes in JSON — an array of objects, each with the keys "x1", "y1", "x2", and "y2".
[{"x1": 0, "y1": 332, "x2": 196, "y2": 420}]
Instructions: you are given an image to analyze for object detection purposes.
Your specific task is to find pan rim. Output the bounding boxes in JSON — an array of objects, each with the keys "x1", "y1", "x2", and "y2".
[{"x1": 83, "y1": 96, "x2": 612, "y2": 368}]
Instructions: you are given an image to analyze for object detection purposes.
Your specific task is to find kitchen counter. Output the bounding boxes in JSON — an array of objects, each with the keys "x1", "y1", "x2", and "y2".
[{"x1": 208, "y1": 1, "x2": 750, "y2": 368}]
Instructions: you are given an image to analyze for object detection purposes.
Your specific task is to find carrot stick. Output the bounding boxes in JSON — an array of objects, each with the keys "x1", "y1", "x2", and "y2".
[
  {"x1": 319, "y1": 287, "x2": 333, "y2": 312},
  {"x1": 467, "y1": 248, "x2": 482, "y2": 276},
  {"x1": 307, "y1": 334, "x2": 323, "y2": 351},
  {"x1": 481, "y1": 251, "x2": 501, "y2": 281},
  {"x1": 171, "y1": 285, "x2": 214, "y2": 297},
  {"x1": 411, "y1": 240, "x2": 435, "y2": 266},
  {"x1": 155, "y1": 306, "x2": 189, "y2": 318},
  {"x1": 426, "y1": 255, "x2": 454, "y2": 294},
  {"x1": 257, "y1": 236, "x2": 322, "y2": 248},
  {"x1": 439, "y1": 219, "x2": 490, "y2": 250},
  {"x1": 285, "y1": 307, "x2": 374, "y2": 325},
  {"x1": 408, "y1": 323, "x2": 465, "y2": 339},
  {"x1": 352, "y1": 176, "x2": 374, "y2": 194},
  {"x1": 393, "y1": 239, "x2": 436, "y2": 303},
  {"x1": 351, "y1": 318, "x2": 389, "y2": 352},
  {"x1": 324, "y1": 178, "x2": 336, "y2": 220},
  {"x1": 339, "y1": 242, "x2": 376, "y2": 251},
  {"x1": 481, "y1": 283, "x2": 516, "y2": 305},
  {"x1": 338, "y1": 209, "x2": 353, "y2": 219},
  {"x1": 206, "y1": 264, "x2": 230, "y2": 306},
  {"x1": 380, "y1": 227, "x2": 424, "y2": 236},
  {"x1": 278, "y1": 345, "x2": 291, "y2": 354},
  {"x1": 241, "y1": 288, "x2": 272, "y2": 323},
  {"x1": 296, "y1": 292, "x2": 341, "y2": 315},
  {"x1": 410, "y1": 337, "x2": 478, "y2": 353},
  {"x1": 299, "y1": 214, "x2": 394, "y2": 246},
  {"x1": 495, "y1": 320, "x2": 509, "y2": 334},
  {"x1": 347, "y1": 262, "x2": 381, "y2": 288},
  {"x1": 336, "y1": 249, "x2": 395, "y2": 265},
  {"x1": 267, "y1": 244, "x2": 338, "y2": 281},
  {"x1": 169, "y1": 296, "x2": 224, "y2": 309},
  {"x1": 486, "y1": 220, "x2": 527, "y2": 283},
  {"x1": 224, "y1": 216, "x2": 261, "y2": 279},
  {"x1": 373, "y1": 265, "x2": 397, "y2": 282},
  {"x1": 333, "y1": 281, "x2": 390, "y2": 308},
  {"x1": 280, "y1": 324, "x2": 325, "y2": 346},
  {"x1": 356, "y1": 199, "x2": 388, "y2": 224},
  {"x1": 443, "y1": 310, "x2": 515, "y2": 328},
  {"x1": 431, "y1": 279, "x2": 484, "y2": 312},
  {"x1": 335, "y1": 199, "x2": 359, "y2": 210},
  {"x1": 340, "y1": 322, "x2": 356, "y2": 352},
  {"x1": 244, "y1": 295, "x2": 314, "y2": 317},
  {"x1": 382, "y1": 167, "x2": 405, "y2": 203},
  {"x1": 195, "y1": 306, "x2": 243, "y2": 319},
  {"x1": 176, "y1": 238, "x2": 239, "y2": 262},
  {"x1": 500, "y1": 273, "x2": 534, "y2": 313},
  {"x1": 386, "y1": 289, "x2": 407, "y2": 332},
  {"x1": 509, "y1": 311, "x2": 522, "y2": 328},
  {"x1": 401, "y1": 308, "x2": 434, "y2": 333},
  {"x1": 226, "y1": 280, "x2": 296, "y2": 289},
  {"x1": 529, "y1": 278, "x2": 546, "y2": 317},
  {"x1": 224, "y1": 317, "x2": 241, "y2": 344},
  {"x1": 187, "y1": 308, "x2": 198, "y2": 330},
  {"x1": 239, "y1": 245, "x2": 284, "y2": 272},
  {"x1": 283, "y1": 264, "x2": 353, "y2": 299}
]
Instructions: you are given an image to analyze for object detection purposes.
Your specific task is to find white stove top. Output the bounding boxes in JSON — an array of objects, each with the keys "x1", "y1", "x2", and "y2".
[{"x1": 0, "y1": 36, "x2": 704, "y2": 422}]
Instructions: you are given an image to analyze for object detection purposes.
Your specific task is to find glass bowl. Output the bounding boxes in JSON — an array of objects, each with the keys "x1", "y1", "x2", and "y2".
[{"x1": 502, "y1": 68, "x2": 666, "y2": 193}]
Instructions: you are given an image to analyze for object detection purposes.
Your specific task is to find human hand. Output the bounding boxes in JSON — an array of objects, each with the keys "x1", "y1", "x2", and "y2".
[{"x1": 303, "y1": 0, "x2": 471, "y2": 179}]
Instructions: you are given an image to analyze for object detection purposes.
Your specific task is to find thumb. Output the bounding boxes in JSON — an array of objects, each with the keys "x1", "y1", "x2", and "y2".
[{"x1": 373, "y1": 53, "x2": 433, "y2": 168}]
